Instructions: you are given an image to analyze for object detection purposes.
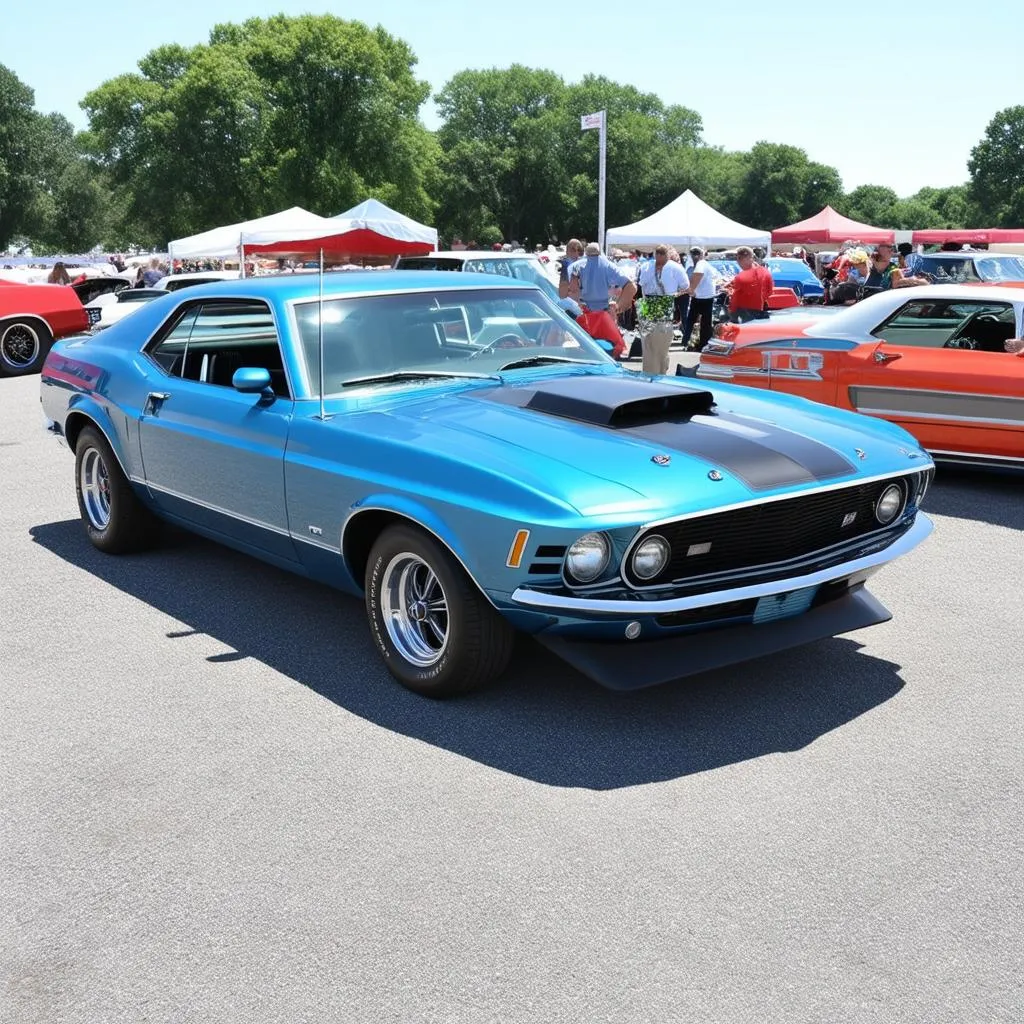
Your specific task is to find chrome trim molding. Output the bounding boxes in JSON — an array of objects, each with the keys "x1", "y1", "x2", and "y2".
[
  {"x1": 849, "y1": 384, "x2": 1024, "y2": 427},
  {"x1": 930, "y1": 449, "x2": 1024, "y2": 465},
  {"x1": 512, "y1": 514, "x2": 932, "y2": 617},
  {"x1": 138, "y1": 479, "x2": 292, "y2": 537}
]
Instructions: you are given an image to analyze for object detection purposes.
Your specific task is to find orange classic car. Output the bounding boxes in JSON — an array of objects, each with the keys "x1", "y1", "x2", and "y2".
[{"x1": 696, "y1": 285, "x2": 1024, "y2": 469}]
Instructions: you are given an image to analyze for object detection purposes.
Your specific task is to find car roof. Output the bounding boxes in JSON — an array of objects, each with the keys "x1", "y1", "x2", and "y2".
[
  {"x1": 143, "y1": 269, "x2": 540, "y2": 302},
  {"x1": 402, "y1": 251, "x2": 541, "y2": 260},
  {"x1": 918, "y1": 251, "x2": 1021, "y2": 260}
]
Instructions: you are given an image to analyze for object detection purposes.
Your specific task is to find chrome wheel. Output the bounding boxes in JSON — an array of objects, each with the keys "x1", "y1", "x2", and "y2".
[
  {"x1": 79, "y1": 447, "x2": 112, "y2": 530},
  {"x1": 1, "y1": 321, "x2": 41, "y2": 370},
  {"x1": 381, "y1": 553, "x2": 450, "y2": 668}
]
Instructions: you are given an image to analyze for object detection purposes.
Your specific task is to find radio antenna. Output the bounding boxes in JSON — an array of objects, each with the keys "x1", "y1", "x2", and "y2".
[{"x1": 317, "y1": 246, "x2": 326, "y2": 421}]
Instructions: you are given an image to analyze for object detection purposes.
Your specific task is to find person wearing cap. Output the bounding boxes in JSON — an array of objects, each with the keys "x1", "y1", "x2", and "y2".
[
  {"x1": 567, "y1": 242, "x2": 637, "y2": 318},
  {"x1": 636, "y1": 244, "x2": 689, "y2": 374},
  {"x1": 682, "y1": 246, "x2": 717, "y2": 351},
  {"x1": 726, "y1": 246, "x2": 774, "y2": 323}
]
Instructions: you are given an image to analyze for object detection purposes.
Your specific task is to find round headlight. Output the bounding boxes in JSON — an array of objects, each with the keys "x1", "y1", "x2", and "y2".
[
  {"x1": 875, "y1": 483, "x2": 904, "y2": 525},
  {"x1": 565, "y1": 532, "x2": 610, "y2": 584},
  {"x1": 632, "y1": 535, "x2": 670, "y2": 581}
]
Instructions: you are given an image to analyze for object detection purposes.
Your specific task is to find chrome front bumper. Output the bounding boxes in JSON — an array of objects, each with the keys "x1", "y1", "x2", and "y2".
[{"x1": 511, "y1": 513, "x2": 933, "y2": 617}]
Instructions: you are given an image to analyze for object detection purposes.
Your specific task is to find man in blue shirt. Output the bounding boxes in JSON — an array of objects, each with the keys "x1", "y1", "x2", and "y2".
[{"x1": 567, "y1": 242, "x2": 637, "y2": 315}]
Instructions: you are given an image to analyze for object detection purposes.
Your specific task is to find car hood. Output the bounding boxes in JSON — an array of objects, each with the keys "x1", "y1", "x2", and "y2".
[{"x1": 353, "y1": 371, "x2": 917, "y2": 521}]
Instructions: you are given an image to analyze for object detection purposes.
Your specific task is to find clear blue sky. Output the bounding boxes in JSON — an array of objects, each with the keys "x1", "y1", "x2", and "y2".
[{"x1": 4, "y1": 0, "x2": 1022, "y2": 197}]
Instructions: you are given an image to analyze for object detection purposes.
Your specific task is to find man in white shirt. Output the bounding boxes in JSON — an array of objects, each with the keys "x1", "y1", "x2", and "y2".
[
  {"x1": 683, "y1": 246, "x2": 717, "y2": 351},
  {"x1": 637, "y1": 244, "x2": 689, "y2": 374}
]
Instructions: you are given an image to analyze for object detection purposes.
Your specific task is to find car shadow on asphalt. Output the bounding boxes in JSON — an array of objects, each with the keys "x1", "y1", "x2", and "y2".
[
  {"x1": 926, "y1": 468, "x2": 1021, "y2": 530},
  {"x1": 31, "y1": 519, "x2": 906, "y2": 791}
]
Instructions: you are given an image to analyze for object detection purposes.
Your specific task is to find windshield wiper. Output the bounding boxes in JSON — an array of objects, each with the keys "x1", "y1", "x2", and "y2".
[
  {"x1": 341, "y1": 370, "x2": 498, "y2": 388},
  {"x1": 498, "y1": 355, "x2": 592, "y2": 371}
]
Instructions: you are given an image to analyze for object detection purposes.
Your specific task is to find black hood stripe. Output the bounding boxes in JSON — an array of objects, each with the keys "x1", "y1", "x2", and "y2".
[
  {"x1": 469, "y1": 377, "x2": 856, "y2": 491},
  {"x1": 623, "y1": 417, "x2": 855, "y2": 490}
]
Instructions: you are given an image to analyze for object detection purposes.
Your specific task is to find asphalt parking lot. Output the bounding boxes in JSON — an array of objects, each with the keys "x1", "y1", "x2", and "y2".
[{"x1": 1, "y1": 366, "x2": 1021, "y2": 1023}]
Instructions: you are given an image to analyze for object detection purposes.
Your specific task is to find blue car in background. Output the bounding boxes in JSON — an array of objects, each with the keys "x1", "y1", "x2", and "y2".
[
  {"x1": 765, "y1": 257, "x2": 825, "y2": 302},
  {"x1": 41, "y1": 272, "x2": 932, "y2": 696}
]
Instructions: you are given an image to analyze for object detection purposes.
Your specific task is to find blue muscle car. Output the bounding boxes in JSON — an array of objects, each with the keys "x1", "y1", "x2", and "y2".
[
  {"x1": 41, "y1": 271, "x2": 934, "y2": 696},
  {"x1": 764, "y1": 258, "x2": 826, "y2": 302}
]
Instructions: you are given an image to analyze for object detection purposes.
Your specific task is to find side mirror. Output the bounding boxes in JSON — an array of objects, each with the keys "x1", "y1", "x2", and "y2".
[{"x1": 232, "y1": 366, "x2": 274, "y2": 400}]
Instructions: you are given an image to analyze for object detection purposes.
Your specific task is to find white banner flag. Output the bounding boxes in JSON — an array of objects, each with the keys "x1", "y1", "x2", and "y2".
[{"x1": 580, "y1": 111, "x2": 604, "y2": 131}]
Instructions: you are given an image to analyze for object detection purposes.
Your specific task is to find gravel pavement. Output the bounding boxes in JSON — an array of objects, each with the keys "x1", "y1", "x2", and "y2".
[{"x1": 1, "y1": 365, "x2": 1021, "y2": 1023}]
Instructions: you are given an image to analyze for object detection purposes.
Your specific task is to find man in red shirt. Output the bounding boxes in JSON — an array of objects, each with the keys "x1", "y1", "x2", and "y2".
[{"x1": 727, "y1": 246, "x2": 774, "y2": 323}]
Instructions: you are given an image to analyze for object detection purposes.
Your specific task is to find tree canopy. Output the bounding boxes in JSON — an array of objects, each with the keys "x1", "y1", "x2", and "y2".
[
  {"x1": 80, "y1": 15, "x2": 438, "y2": 246},
  {"x1": 1, "y1": 29, "x2": 1020, "y2": 255}
]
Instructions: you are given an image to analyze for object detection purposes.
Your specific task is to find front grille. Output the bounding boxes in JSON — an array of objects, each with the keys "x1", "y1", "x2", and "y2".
[{"x1": 626, "y1": 475, "x2": 917, "y2": 588}]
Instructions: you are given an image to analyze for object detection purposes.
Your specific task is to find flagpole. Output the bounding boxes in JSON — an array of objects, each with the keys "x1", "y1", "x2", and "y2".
[
  {"x1": 598, "y1": 111, "x2": 607, "y2": 253},
  {"x1": 581, "y1": 110, "x2": 607, "y2": 252}
]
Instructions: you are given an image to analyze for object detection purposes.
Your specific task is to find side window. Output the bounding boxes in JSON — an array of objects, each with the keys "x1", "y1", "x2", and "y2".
[
  {"x1": 873, "y1": 301, "x2": 1014, "y2": 350},
  {"x1": 180, "y1": 301, "x2": 290, "y2": 396},
  {"x1": 147, "y1": 306, "x2": 200, "y2": 376}
]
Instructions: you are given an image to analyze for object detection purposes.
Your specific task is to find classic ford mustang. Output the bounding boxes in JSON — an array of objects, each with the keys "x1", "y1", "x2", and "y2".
[{"x1": 41, "y1": 272, "x2": 934, "y2": 695}]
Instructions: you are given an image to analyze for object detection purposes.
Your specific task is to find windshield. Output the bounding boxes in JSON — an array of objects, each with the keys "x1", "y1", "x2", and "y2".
[
  {"x1": 974, "y1": 256, "x2": 1024, "y2": 282},
  {"x1": 293, "y1": 286, "x2": 609, "y2": 395}
]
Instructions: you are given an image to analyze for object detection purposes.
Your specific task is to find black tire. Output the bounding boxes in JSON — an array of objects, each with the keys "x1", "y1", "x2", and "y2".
[
  {"x1": 365, "y1": 524, "x2": 514, "y2": 697},
  {"x1": 0, "y1": 318, "x2": 52, "y2": 377},
  {"x1": 74, "y1": 426, "x2": 160, "y2": 553}
]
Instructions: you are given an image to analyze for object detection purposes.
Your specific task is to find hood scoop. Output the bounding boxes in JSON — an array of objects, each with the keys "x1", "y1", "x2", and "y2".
[{"x1": 479, "y1": 376, "x2": 716, "y2": 427}]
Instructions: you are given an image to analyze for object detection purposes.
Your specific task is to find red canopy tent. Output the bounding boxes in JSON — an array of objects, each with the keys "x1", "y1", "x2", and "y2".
[
  {"x1": 772, "y1": 206, "x2": 894, "y2": 246},
  {"x1": 910, "y1": 227, "x2": 1024, "y2": 246},
  {"x1": 239, "y1": 199, "x2": 437, "y2": 262}
]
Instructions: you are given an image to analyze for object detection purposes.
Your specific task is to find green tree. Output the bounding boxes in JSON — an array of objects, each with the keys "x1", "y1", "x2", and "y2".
[
  {"x1": 0, "y1": 64, "x2": 41, "y2": 249},
  {"x1": 433, "y1": 67, "x2": 704, "y2": 244},
  {"x1": 82, "y1": 15, "x2": 438, "y2": 245},
  {"x1": 968, "y1": 106, "x2": 1024, "y2": 225},
  {"x1": 842, "y1": 184, "x2": 899, "y2": 226},
  {"x1": 732, "y1": 142, "x2": 843, "y2": 229}
]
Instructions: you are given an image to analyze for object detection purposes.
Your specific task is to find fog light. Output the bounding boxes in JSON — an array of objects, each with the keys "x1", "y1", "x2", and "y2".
[
  {"x1": 875, "y1": 483, "x2": 904, "y2": 525},
  {"x1": 625, "y1": 621, "x2": 641, "y2": 640}
]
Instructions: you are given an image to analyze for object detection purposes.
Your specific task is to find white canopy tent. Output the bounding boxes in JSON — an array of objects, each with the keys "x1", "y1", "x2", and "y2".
[
  {"x1": 329, "y1": 198, "x2": 438, "y2": 249},
  {"x1": 605, "y1": 189, "x2": 770, "y2": 251},
  {"x1": 168, "y1": 207, "x2": 330, "y2": 260}
]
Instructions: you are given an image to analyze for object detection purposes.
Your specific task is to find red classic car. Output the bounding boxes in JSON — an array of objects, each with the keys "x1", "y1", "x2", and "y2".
[
  {"x1": 696, "y1": 285, "x2": 1024, "y2": 469},
  {"x1": 0, "y1": 281, "x2": 91, "y2": 377}
]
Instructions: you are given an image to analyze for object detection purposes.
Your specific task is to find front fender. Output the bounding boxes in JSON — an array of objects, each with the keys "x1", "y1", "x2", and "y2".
[{"x1": 342, "y1": 493, "x2": 484, "y2": 593}]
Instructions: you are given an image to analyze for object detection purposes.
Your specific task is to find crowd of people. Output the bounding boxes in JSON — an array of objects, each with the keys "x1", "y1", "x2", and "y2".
[
  {"x1": 553, "y1": 240, "x2": 777, "y2": 373},
  {"x1": 541, "y1": 234, "x2": 971, "y2": 371}
]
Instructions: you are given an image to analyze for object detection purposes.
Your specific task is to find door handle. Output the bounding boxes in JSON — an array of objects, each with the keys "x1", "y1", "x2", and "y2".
[
  {"x1": 873, "y1": 350, "x2": 901, "y2": 364},
  {"x1": 145, "y1": 391, "x2": 171, "y2": 413}
]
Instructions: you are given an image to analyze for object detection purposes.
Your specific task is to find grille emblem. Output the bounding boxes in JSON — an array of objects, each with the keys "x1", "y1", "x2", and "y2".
[
  {"x1": 841, "y1": 512, "x2": 857, "y2": 528},
  {"x1": 708, "y1": 470, "x2": 724, "y2": 481},
  {"x1": 651, "y1": 454, "x2": 671, "y2": 466},
  {"x1": 687, "y1": 542, "x2": 712, "y2": 557}
]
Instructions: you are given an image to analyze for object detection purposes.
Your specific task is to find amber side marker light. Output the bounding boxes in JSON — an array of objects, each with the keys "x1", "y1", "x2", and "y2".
[{"x1": 506, "y1": 529, "x2": 531, "y2": 568}]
